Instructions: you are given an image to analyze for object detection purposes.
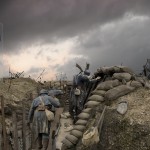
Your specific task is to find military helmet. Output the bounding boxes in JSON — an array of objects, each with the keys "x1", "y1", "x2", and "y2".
[
  {"x1": 39, "y1": 89, "x2": 48, "y2": 95},
  {"x1": 84, "y1": 70, "x2": 90, "y2": 76}
]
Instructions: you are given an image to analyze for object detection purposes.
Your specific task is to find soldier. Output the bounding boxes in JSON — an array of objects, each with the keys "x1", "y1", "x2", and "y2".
[
  {"x1": 28, "y1": 89, "x2": 60, "y2": 150},
  {"x1": 70, "y1": 63, "x2": 100, "y2": 123}
]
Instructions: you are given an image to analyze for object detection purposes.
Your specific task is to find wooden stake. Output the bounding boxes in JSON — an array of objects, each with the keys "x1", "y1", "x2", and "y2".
[
  {"x1": 22, "y1": 100, "x2": 26, "y2": 150},
  {"x1": 13, "y1": 112, "x2": 18, "y2": 150},
  {"x1": 0, "y1": 95, "x2": 7, "y2": 150}
]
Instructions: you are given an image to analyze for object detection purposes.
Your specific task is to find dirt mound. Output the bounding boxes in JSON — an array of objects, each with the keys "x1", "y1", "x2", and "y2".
[
  {"x1": 113, "y1": 87, "x2": 150, "y2": 125},
  {"x1": 0, "y1": 78, "x2": 38, "y2": 105},
  {"x1": 74, "y1": 87, "x2": 150, "y2": 150}
]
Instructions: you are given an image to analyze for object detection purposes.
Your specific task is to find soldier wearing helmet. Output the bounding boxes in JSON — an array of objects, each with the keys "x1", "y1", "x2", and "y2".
[
  {"x1": 70, "y1": 63, "x2": 100, "y2": 123},
  {"x1": 28, "y1": 89, "x2": 60, "y2": 150}
]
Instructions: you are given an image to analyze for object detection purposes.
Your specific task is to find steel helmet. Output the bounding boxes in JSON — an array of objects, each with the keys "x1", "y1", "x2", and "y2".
[
  {"x1": 84, "y1": 70, "x2": 90, "y2": 76},
  {"x1": 39, "y1": 89, "x2": 48, "y2": 95}
]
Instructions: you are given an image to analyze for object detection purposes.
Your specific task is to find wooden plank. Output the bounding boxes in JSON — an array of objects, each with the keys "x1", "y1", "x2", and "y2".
[
  {"x1": 97, "y1": 106, "x2": 106, "y2": 132},
  {"x1": 48, "y1": 107, "x2": 64, "y2": 150},
  {"x1": 0, "y1": 119, "x2": 2, "y2": 150},
  {"x1": 22, "y1": 100, "x2": 26, "y2": 150},
  {"x1": 0, "y1": 95, "x2": 7, "y2": 150},
  {"x1": 13, "y1": 112, "x2": 18, "y2": 150}
]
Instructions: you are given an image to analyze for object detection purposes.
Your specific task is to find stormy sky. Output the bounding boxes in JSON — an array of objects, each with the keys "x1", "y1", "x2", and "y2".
[{"x1": 0, "y1": 0, "x2": 150, "y2": 80}]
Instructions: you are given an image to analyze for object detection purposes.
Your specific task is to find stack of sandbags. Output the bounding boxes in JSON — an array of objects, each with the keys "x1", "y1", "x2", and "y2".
[
  {"x1": 94, "y1": 66, "x2": 134, "y2": 78},
  {"x1": 61, "y1": 108, "x2": 93, "y2": 148},
  {"x1": 61, "y1": 65, "x2": 147, "y2": 149}
]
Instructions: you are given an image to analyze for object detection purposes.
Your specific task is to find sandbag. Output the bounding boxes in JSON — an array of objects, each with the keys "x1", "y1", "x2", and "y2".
[
  {"x1": 91, "y1": 90, "x2": 106, "y2": 96},
  {"x1": 65, "y1": 134, "x2": 78, "y2": 144},
  {"x1": 113, "y1": 73, "x2": 132, "y2": 82},
  {"x1": 82, "y1": 127, "x2": 99, "y2": 146},
  {"x1": 127, "y1": 81, "x2": 142, "y2": 88},
  {"x1": 134, "y1": 76, "x2": 145, "y2": 85},
  {"x1": 104, "y1": 85, "x2": 135, "y2": 101},
  {"x1": 88, "y1": 95, "x2": 104, "y2": 102},
  {"x1": 98, "y1": 66, "x2": 133, "y2": 74},
  {"x1": 62, "y1": 138, "x2": 74, "y2": 148},
  {"x1": 70, "y1": 130, "x2": 83, "y2": 138},
  {"x1": 74, "y1": 125, "x2": 86, "y2": 132},
  {"x1": 75, "y1": 119, "x2": 88, "y2": 125},
  {"x1": 118, "y1": 66, "x2": 134, "y2": 74},
  {"x1": 85, "y1": 101, "x2": 100, "y2": 108},
  {"x1": 78, "y1": 112, "x2": 90, "y2": 120},
  {"x1": 97, "y1": 79, "x2": 121, "y2": 91},
  {"x1": 82, "y1": 108, "x2": 92, "y2": 113},
  {"x1": 99, "y1": 66, "x2": 122, "y2": 74}
]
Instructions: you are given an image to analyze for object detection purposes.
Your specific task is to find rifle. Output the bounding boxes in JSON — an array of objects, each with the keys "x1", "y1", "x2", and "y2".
[
  {"x1": 52, "y1": 121, "x2": 61, "y2": 149},
  {"x1": 85, "y1": 63, "x2": 90, "y2": 70},
  {"x1": 83, "y1": 77, "x2": 102, "y2": 106},
  {"x1": 76, "y1": 63, "x2": 83, "y2": 73}
]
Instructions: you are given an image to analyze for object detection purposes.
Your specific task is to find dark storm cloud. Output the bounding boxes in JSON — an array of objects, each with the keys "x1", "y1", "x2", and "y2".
[
  {"x1": 68, "y1": 16, "x2": 150, "y2": 75},
  {"x1": 1, "y1": 0, "x2": 150, "y2": 54}
]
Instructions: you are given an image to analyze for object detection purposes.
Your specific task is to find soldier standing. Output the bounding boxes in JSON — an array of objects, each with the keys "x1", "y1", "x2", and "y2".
[
  {"x1": 70, "y1": 63, "x2": 100, "y2": 123},
  {"x1": 28, "y1": 89, "x2": 60, "y2": 150}
]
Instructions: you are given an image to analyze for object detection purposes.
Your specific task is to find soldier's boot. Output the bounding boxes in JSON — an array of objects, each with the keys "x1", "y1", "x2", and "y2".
[
  {"x1": 38, "y1": 136, "x2": 43, "y2": 149},
  {"x1": 42, "y1": 139, "x2": 49, "y2": 150}
]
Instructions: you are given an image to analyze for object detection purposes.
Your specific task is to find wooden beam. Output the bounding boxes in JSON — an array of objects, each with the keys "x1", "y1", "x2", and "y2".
[
  {"x1": 13, "y1": 112, "x2": 18, "y2": 150},
  {"x1": 22, "y1": 100, "x2": 26, "y2": 150},
  {"x1": 0, "y1": 95, "x2": 7, "y2": 150}
]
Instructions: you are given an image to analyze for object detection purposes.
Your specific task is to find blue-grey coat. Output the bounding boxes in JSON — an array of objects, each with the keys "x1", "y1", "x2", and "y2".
[{"x1": 28, "y1": 93, "x2": 60, "y2": 141}]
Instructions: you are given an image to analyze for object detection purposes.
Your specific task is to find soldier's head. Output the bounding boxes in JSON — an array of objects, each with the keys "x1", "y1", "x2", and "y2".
[
  {"x1": 39, "y1": 89, "x2": 48, "y2": 95},
  {"x1": 84, "y1": 70, "x2": 90, "y2": 76}
]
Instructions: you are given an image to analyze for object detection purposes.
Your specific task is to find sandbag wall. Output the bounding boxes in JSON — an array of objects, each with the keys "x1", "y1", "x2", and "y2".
[{"x1": 61, "y1": 65, "x2": 148, "y2": 149}]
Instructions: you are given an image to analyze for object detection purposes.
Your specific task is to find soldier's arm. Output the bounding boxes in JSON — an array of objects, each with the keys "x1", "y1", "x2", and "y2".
[{"x1": 48, "y1": 96, "x2": 60, "y2": 108}]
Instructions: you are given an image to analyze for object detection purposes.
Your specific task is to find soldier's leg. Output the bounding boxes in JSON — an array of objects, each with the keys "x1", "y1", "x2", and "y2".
[
  {"x1": 37, "y1": 133, "x2": 43, "y2": 149},
  {"x1": 42, "y1": 133, "x2": 49, "y2": 150}
]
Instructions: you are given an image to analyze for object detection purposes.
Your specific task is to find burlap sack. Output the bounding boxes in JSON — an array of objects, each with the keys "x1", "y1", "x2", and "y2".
[
  {"x1": 75, "y1": 119, "x2": 88, "y2": 125},
  {"x1": 99, "y1": 66, "x2": 133, "y2": 74},
  {"x1": 85, "y1": 101, "x2": 100, "y2": 108},
  {"x1": 127, "y1": 81, "x2": 142, "y2": 88},
  {"x1": 91, "y1": 90, "x2": 106, "y2": 96},
  {"x1": 62, "y1": 138, "x2": 74, "y2": 148},
  {"x1": 118, "y1": 66, "x2": 134, "y2": 74},
  {"x1": 104, "y1": 85, "x2": 135, "y2": 101},
  {"x1": 74, "y1": 125, "x2": 86, "y2": 132},
  {"x1": 99, "y1": 66, "x2": 120, "y2": 74},
  {"x1": 70, "y1": 130, "x2": 83, "y2": 138},
  {"x1": 65, "y1": 134, "x2": 78, "y2": 144},
  {"x1": 97, "y1": 79, "x2": 121, "y2": 90},
  {"x1": 82, "y1": 108, "x2": 92, "y2": 113},
  {"x1": 82, "y1": 127, "x2": 99, "y2": 146},
  {"x1": 113, "y1": 73, "x2": 132, "y2": 82},
  {"x1": 78, "y1": 112, "x2": 90, "y2": 120},
  {"x1": 88, "y1": 95, "x2": 104, "y2": 102}
]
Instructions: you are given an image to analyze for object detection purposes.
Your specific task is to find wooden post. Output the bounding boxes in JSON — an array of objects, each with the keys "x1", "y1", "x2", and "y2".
[
  {"x1": 22, "y1": 100, "x2": 26, "y2": 150},
  {"x1": 13, "y1": 112, "x2": 18, "y2": 150},
  {"x1": 0, "y1": 123, "x2": 2, "y2": 150},
  {"x1": 0, "y1": 95, "x2": 7, "y2": 150}
]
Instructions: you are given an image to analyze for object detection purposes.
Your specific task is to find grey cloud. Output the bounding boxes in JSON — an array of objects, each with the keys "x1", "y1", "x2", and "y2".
[
  {"x1": 47, "y1": 56, "x2": 52, "y2": 61},
  {"x1": 27, "y1": 67, "x2": 44, "y2": 74},
  {"x1": 56, "y1": 56, "x2": 90, "y2": 80},
  {"x1": 68, "y1": 16, "x2": 150, "y2": 75},
  {"x1": 0, "y1": 0, "x2": 150, "y2": 54}
]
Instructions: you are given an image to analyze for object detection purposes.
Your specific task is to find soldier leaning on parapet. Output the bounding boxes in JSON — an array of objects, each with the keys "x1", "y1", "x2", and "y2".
[
  {"x1": 69, "y1": 63, "x2": 100, "y2": 124},
  {"x1": 27, "y1": 89, "x2": 60, "y2": 150}
]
